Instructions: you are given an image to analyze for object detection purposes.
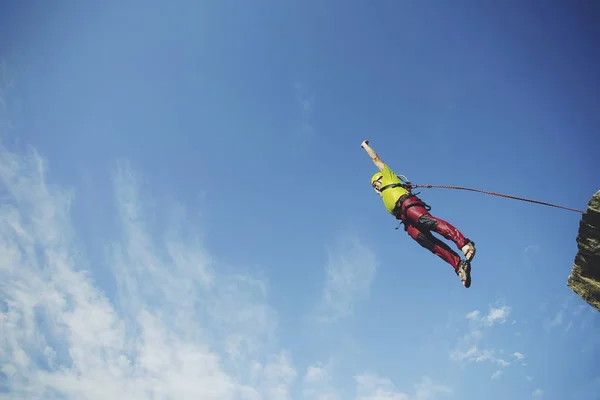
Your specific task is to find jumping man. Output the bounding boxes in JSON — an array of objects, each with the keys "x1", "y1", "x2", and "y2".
[{"x1": 361, "y1": 140, "x2": 476, "y2": 287}]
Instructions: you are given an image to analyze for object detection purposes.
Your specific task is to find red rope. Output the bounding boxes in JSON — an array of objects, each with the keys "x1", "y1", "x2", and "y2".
[{"x1": 408, "y1": 183, "x2": 586, "y2": 214}]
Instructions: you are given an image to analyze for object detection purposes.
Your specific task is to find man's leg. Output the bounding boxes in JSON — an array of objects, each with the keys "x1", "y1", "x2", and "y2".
[
  {"x1": 406, "y1": 223, "x2": 472, "y2": 287},
  {"x1": 402, "y1": 196, "x2": 476, "y2": 261},
  {"x1": 405, "y1": 223, "x2": 462, "y2": 272}
]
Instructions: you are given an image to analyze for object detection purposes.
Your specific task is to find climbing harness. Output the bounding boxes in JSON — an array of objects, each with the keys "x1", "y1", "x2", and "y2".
[
  {"x1": 376, "y1": 174, "x2": 412, "y2": 193},
  {"x1": 391, "y1": 192, "x2": 432, "y2": 230},
  {"x1": 377, "y1": 175, "x2": 432, "y2": 230}
]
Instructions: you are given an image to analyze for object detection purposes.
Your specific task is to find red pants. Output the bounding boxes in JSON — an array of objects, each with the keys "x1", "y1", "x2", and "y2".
[{"x1": 397, "y1": 195, "x2": 470, "y2": 271}]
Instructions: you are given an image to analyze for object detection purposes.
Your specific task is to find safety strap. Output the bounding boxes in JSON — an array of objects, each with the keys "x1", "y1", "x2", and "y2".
[
  {"x1": 379, "y1": 174, "x2": 412, "y2": 193},
  {"x1": 392, "y1": 193, "x2": 432, "y2": 230},
  {"x1": 380, "y1": 183, "x2": 411, "y2": 192}
]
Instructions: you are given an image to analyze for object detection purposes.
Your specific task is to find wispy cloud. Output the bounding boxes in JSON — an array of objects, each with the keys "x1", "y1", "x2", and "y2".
[
  {"x1": 293, "y1": 82, "x2": 315, "y2": 138},
  {"x1": 302, "y1": 361, "x2": 340, "y2": 400},
  {"x1": 543, "y1": 295, "x2": 595, "y2": 334},
  {"x1": 466, "y1": 304, "x2": 511, "y2": 327},
  {"x1": 0, "y1": 59, "x2": 17, "y2": 130},
  {"x1": 532, "y1": 388, "x2": 544, "y2": 397},
  {"x1": 355, "y1": 374, "x2": 452, "y2": 400},
  {"x1": 0, "y1": 148, "x2": 296, "y2": 399},
  {"x1": 316, "y1": 233, "x2": 378, "y2": 323},
  {"x1": 450, "y1": 304, "x2": 522, "y2": 377},
  {"x1": 523, "y1": 244, "x2": 539, "y2": 267},
  {"x1": 546, "y1": 308, "x2": 564, "y2": 330}
]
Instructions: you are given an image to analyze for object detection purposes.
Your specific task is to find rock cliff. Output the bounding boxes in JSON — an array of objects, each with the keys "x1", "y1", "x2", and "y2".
[{"x1": 567, "y1": 190, "x2": 600, "y2": 312}]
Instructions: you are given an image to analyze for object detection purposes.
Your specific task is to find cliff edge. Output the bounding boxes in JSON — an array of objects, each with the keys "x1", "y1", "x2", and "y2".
[{"x1": 567, "y1": 190, "x2": 600, "y2": 312}]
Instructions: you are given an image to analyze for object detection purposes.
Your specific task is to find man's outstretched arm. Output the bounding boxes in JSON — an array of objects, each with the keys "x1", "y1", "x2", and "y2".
[{"x1": 361, "y1": 140, "x2": 385, "y2": 171}]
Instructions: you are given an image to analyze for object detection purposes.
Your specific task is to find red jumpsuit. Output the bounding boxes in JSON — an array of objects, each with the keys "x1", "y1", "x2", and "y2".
[{"x1": 395, "y1": 194, "x2": 471, "y2": 272}]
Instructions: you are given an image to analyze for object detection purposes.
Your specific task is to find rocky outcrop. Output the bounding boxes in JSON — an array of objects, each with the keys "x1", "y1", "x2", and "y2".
[{"x1": 567, "y1": 190, "x2": 600, "y2": 312}]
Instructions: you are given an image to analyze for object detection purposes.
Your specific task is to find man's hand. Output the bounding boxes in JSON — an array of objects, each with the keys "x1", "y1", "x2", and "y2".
[
  {"x1": 360, "y1": 140, "x2": 385, "y2": 171},
  {"x1": 361, "y1": 140, "x2": 374, "y2": 154}
]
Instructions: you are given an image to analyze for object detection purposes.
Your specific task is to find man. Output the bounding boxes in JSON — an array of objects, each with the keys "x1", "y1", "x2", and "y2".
[{"x1": 361, "y1": 140, "x2": 476, "y2": 288}]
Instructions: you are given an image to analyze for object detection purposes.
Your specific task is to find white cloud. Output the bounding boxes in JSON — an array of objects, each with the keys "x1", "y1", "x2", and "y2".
[
  {"x1": 496, "y1": 359, "x2": 510, "y2": 367},
  {"x1": 450, "y1": 346, "x2": 510, "y2": 369},
  {"x1": 450, "y1": 304, "x2": 518, "y2": 373},
  {"x1": 484, "y1": 305, "x2": 511, "y2": 326},
  {"x1": 464, "y1": 304, "x2": 511, "y2": 330},
  {"x1": 412, "y1": 377, "x2": 453, "y2": 400},
  {"x1": 302, "y1": 361, "x2": 340, "y2": 400},
  {"x1": 465, "y1": 310, "x2": 480, "y2": 320},
  {"x1": 513, "y1": 352, "x2": 525, "y2": 360},
  {"x1": 304, "y1": 364, "x2": 327, "y2": 383},
  {"x1": 355, "y1": 374, "x2": 409, "y2": 400},
  {"x1": 250, "y1": 352, "x2": 297, "y2": 400},
  {"x1": 316, "y1": 234, "x2": 378, "y2": 323},
  {"x1": 465, "y1": 305, "x2": 510, "y2": 327},
  {"x1": 491, "y1": 370, "x2": 503, "y2": 380},
  {"x1": 354, "y1": 375, "x2": 452, "y2": 400},
  {"x1": 0, "y1": 148, "x2": 295, "y2": 399},
  {"x1": 532, "y1": 388, "x2": 544, "y2": 397}
]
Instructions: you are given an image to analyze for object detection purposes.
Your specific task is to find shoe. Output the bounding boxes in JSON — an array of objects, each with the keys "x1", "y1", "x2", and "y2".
[
  {"x1": 461, "y1": 240, "x2": 476, "y2": 262},
  {"x1": 457, "y1": 260, "x2": 471, "y2": 288}
]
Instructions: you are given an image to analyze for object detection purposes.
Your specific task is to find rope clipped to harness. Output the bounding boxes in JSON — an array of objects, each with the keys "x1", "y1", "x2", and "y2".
[
  {"x1": 383, "y1": 174, "x2": 585, "y2": 232},
  {"x1": 404, "y1": 181, "x2": 586, "y2": 214}
]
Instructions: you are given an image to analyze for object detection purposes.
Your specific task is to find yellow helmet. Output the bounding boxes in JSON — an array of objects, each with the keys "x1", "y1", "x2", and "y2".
[{"x1": 370, "y1": 172, "x2": 383, "y2": 187}]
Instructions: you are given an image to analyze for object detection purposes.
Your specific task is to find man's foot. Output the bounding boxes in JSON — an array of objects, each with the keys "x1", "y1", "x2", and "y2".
[
  {"x1": 456, "y1": 260, "x2": 471, "y2": 288},
  {"x1": 461, "y1": 240, "x2": 476, "y2": 262}
]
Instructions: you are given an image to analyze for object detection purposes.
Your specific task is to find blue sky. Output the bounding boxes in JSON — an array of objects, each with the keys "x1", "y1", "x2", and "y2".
[{"x1": 1, "y1": 1, "x2": 600, "y2": 399}]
